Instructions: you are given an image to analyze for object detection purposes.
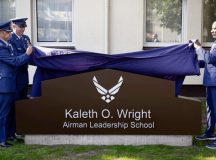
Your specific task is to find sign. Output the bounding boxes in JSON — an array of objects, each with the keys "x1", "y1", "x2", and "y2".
[{"x1": 16, "y1": 69, "x2": 202, "y2": 134}]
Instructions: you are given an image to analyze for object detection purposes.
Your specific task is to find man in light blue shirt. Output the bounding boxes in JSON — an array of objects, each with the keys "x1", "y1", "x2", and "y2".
[{"x1": 194, "y1": 21, "x2": 216, "y2": 149}]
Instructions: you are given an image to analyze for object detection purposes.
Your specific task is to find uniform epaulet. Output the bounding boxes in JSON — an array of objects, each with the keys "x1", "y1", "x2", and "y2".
[
  {"x1": 0, "y1": 44, "x2": 4, "y2": 50},
  {"x1": 0, "y1": 41, "x2": 8, "y2": 50},
  {"x1": 23, "y1": 34, "x2": 30, "y2": 40},
  {"x1": 0, "y1": 41, "x2": 4, "y2": 47}
]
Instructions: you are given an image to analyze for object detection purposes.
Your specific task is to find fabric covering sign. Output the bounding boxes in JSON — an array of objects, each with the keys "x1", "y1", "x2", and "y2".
[{"x1": 30, "y1": 43, "x2": 200, "y2": 97}]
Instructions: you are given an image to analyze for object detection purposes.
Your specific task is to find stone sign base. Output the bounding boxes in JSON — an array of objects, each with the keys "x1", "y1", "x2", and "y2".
[{"x1": 25, "y1": 135, "x2": 192, "y2": 146}]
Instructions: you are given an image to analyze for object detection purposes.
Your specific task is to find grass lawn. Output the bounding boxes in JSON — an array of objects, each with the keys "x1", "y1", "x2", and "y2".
[
  {"x1": 0, "y1": 141, "x2": 216, "y2": 160},
  {"x1": 1, "y1": 101, "x2": 216, "y2": 160}
]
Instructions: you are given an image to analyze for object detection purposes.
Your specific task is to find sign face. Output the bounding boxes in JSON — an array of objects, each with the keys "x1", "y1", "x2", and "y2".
[{"x1": 16, "y1": 69, "x2": 202, "y2": 134}]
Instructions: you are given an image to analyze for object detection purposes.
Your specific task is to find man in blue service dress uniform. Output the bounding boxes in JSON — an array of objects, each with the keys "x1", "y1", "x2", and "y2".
[
  {"x1": 9, "y1": 18, "x2": 30, "y2": 100},
  {"x1": 8, "y1": 18, "x2": 31, "y2": 140},
  {"x1": 194, "y1": 21, "x2": 216, "y2": 149},
  {"x1": 0, "y1": 20, "x2": 32, "y2": 147}
]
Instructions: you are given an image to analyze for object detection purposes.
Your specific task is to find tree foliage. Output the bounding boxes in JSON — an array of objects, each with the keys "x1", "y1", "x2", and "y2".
[{"x1": 147, "y1": 0, "x2": 182, "y2": 34}]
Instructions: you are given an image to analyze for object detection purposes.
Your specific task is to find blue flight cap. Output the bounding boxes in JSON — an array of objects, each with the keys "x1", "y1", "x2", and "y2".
[
  {"x1": 0, "y1": 21, "x2": 12, "y2": 32},
  {"x1": 11, "y1": 18, "x2": 28, "y2": 28}
]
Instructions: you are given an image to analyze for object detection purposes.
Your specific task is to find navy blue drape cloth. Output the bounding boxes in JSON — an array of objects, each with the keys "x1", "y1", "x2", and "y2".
[{"x1": 30, "y1": 43, "x2": 200, "y2": 97}]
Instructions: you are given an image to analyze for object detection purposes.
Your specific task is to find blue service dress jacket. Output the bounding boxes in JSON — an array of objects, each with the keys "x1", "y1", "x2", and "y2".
[
  {"x1": 9, "y1": 33, "x2": 30, "y2": 87},
  {"x1": 0, "y1": 39, "x2": 30, "y2": 93},
  {"x1": 196, "y1": 42, "x2": 216, "y2": 86},
  {"x1": 0, "y1": 39, "x2": 30, "y2": 143}
]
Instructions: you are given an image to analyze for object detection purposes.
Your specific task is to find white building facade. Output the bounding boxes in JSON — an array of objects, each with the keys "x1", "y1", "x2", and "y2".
[{"x1": 1, "y1": 0, "x2": 210, "y2": 88}]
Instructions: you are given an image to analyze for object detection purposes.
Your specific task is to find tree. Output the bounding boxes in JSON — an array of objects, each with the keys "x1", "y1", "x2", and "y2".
[{"x1": 147, "y1": 0, "x2": 182, "y2": 34}]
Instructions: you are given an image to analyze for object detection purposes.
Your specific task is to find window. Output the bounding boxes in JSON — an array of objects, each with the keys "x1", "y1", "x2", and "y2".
[
  {"x1": 203, "y1": 0, "x2": 216, "y2": 43},
  {"x1": 144, "y1": 0, "x2": 183, "y2": 45},
  {"x1": 0, "y1": 0, "x2": 15, "y2": 22},
  {"x1": 35, "y1": 0, "x2": 73, "y2": 46}
]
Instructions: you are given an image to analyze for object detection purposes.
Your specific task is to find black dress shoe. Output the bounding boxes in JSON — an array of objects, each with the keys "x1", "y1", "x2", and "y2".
[
  {"x1": 8, "y1": 133, "x2": 24, "y2": 141},
  {"x1": 206, "y1": 141, "x2": 216, "y2": 149},
  {"x1": 7, "y1": 136, "x2": 15, "y2": 141},
  {"x1": 7, "y1": 136, "x2": 23, "y2": 142},
  {"x1": 0, "y1": 142, "x2": 12, "y2": 148},
  {"x1": 15, "y1": 133, "x2": 24, "y2": 140},
  {"x1": 195, "y1": 134, "x2": 216, "y2": 141}
]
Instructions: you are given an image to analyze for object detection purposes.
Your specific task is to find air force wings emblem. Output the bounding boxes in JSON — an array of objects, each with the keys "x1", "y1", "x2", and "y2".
[{"x1": 93, "y1": 76, "x2": 123, "y2": 103}]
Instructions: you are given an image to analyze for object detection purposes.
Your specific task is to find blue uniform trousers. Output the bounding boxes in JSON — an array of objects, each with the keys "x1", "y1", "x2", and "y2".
[
  {"x1": 16, "y1": 84, "x2": 28, "y2": 100},
  {"x1": 0, "y1": 93, "x2": 15, "y2": 143},
  {"x1": 7, "y1": 84, "x2": 28, "y2": 137},
  {"x1": 7, "y1": 103, "x2": 16, "y2": 138},
  {"x1": 205, "y1": 87, "x2": 216, "y2": 135}
]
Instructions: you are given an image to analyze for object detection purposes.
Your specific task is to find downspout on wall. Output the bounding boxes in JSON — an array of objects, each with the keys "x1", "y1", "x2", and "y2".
[{"x1": 104, "y1": 0, "x2": 110, "y2": 54}]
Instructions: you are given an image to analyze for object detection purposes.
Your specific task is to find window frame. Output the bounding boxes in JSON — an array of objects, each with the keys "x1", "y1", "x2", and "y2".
[
  {"x1": 143, "y1": 0, "x2": 187, "y2": 47},
  {"x1": 32, "y1": 0, "x2": 75, "y2": 47}
]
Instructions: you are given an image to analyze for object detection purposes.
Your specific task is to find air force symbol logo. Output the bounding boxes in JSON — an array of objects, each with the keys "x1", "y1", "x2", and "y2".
[{"x1": 93, "y1": 76, "x2": 123, "y2": 103}]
